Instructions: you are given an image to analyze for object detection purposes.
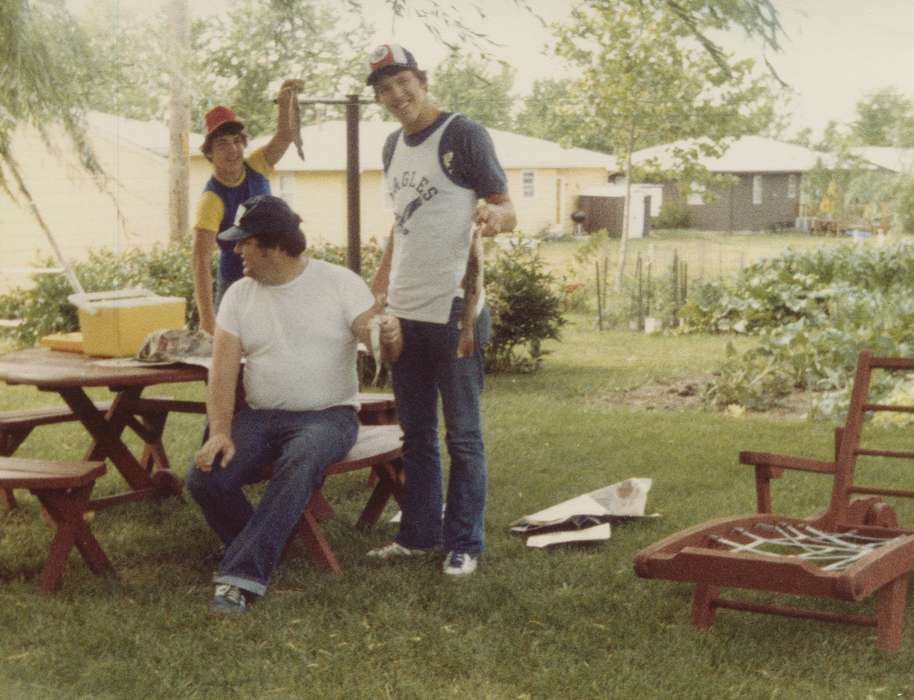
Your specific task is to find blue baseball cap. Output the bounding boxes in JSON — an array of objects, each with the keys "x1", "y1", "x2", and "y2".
[{"x1": 218, "y1": 195, "x2": 302, "y2": 244}]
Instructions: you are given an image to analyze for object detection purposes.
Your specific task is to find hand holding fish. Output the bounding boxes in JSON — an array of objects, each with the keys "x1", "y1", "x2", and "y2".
[
  {"x1": 277, "y1": 79, "x2": 305, "y2": 161},
  {"x1": 367, "y1": 294, "x2": 402, "y2": 385}
]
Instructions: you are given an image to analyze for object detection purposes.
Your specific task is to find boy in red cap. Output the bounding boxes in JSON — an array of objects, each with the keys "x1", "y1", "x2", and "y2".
[{"x1": 192, "y1": 79, "x2": 303, "y2": 335}]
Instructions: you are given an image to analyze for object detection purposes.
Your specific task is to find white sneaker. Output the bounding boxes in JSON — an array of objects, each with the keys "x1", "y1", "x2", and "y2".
[
  {"x1": 367, "y1": 542, "x2": 427, "y2": 560},
  {"x1": 443, "y1": 551, "x2": 478, "y2": 576}
]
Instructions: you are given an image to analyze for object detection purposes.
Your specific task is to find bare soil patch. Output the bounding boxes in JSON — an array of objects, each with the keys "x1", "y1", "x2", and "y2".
[{"x1": 612, "y1": 374, "x2": 812, "y2": 417}]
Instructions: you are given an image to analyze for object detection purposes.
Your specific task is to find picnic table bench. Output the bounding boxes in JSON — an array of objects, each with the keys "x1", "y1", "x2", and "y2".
[
  {"x1": 1, "y1": 401, "x2": 115, "y2": 510},
  {"x1": 271, "y1": 423, "x2": 404, "y2": 575},
  {"x1": 0, "y1": 456, "x2": 113, "y2": 592}
]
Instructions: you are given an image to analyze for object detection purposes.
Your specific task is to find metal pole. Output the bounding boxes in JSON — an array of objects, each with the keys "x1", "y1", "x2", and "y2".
[{"x1": 346, "y1": 94, "x2": 361, "y2": 274}]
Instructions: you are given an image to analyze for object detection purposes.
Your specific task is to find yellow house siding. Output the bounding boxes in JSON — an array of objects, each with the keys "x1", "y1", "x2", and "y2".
[
  {"x1": 2, "y1": 125, "x2": 171, "y2": 293},
  {"x1": 187, "y1": 156, "x2": 610, "y2": 249},
  {"x1": 505, "y1": 166, "x2": 608, "y2": 236}
]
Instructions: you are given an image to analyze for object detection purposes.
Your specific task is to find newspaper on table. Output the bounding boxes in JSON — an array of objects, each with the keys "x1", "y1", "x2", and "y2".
[
  {"x1": 510, "y1": 477, "x2": 657, "y2": 548},
  {"x1": 93, "y1": 329, "x2": 213, "y2": 370}
]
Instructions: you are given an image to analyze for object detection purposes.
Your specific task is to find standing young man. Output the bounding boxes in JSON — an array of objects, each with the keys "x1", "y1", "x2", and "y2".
[
  {"x1": 189, "y1": 195, "x2": 400, "y2": 613},
  {"x1": 365, "y1": 44, "x2": 516, "y2": 575},
  {"x1": 193, "y1": 79, "x2": 303, "y2": 335}
]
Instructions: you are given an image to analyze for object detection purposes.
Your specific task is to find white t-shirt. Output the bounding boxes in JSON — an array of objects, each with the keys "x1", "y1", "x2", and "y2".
[{"x1": 216, "y1": 258, "x2": 374, "y2": 411}]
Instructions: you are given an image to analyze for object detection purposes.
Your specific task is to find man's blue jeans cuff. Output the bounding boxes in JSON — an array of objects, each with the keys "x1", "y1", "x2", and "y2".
[{"x1": 213, "y1": 574, "x2": 266, "y2": 597}]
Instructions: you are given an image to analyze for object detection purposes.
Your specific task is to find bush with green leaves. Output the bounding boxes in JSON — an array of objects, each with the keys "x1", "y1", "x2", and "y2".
[
  {"x1": 0, "y1": 241, "x2": 200, "y2": 347},
  {"x1": 0, "y1": 237, "x2": 385, "y2": 348},
  {"x1": 651, "y1": 199, "x2": 693, "y2": 229},
  {"x1": 0, "y1": 235, "x2": 565, "y2": 376},
  {"x1": 483, "y1": 243, "x2": 566, "y2": 372},
  {"x1": 897, "y1": 176, "x2": 914, "y2": 233}
]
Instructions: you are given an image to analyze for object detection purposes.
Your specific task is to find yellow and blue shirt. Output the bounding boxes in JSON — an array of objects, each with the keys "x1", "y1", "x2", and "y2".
[{"x1": 195, "y1": 148, "x2": 272, "y2": 290}]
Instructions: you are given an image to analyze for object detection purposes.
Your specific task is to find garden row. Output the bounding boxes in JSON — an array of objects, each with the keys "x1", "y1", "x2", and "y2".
[{"x1": 678, "y1": 239, "x2": 914, "y2": 417}]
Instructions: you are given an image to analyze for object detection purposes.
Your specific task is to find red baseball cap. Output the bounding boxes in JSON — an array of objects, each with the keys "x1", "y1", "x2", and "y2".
[{"x1": 201, "y1": 105, "x2": 244, "y2": 152}]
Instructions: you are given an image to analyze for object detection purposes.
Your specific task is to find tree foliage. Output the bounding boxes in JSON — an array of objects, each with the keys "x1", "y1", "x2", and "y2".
[
  {"x1": 514, "y1": 79, "x2": 578, "y2": 146},
  {"x1": 553, "y1": 1, "x2": 783, "y2": 289},
  {"x1": 191, "y1": 0, "x2": 373, "y2": 137},
  {"x1": 0, "y1": 1, "x2": 101, "y2": 198},
  {"x1": 429, "y1": 51, "x2": 516, "y2": 130},
  {"x1": 555, "y1": 4, "x2": 780, "y2": 156},
  {"x1": 77, "y1": 0, "x2": 172, "y2": 120},
  {"x1": 850, "y1": 87, "x2": 914, "y2": 147}
]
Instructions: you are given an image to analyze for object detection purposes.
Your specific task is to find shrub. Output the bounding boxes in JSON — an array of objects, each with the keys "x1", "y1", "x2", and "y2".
[
  {"x1": 0, "y1": 235, "x2": 564, "y2": 375},
  {"x1": 0, "y1": 237, "x2": 386, "y2": 348},
  {"x1": 484, "y1": 244, "x2": 566, "y2": 372},
  {"x1": 308, "y1": 237, "x2": 385, "y2": 285},
  {"x1": 0, "y1": 241, "x2": 199, "y2": 346},
  {"x1": 652, "y1": 200, "x2": 693, "y2": 229},
  {"x1": 897, "y1": 176, "x2": 914, "y2": 233}
]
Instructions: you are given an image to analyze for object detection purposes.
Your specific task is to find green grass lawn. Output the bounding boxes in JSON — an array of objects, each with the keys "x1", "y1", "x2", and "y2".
[
  {"x1": 3, "y1": 312, "x2": 914, "y2": 699},
  {"x1": 3, "y1": 231, "x2": 914, "y2": 699}
]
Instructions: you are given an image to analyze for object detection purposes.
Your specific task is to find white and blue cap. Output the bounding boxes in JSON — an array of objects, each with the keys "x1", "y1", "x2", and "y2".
[{"x1": 366, "y1": 44, "x2": 419, "y2": 86}]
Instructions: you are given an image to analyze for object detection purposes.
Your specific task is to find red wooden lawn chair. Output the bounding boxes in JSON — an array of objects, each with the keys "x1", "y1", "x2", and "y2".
[{"x1": 635, "y1": 351, "x2": 914, "y2": 651}]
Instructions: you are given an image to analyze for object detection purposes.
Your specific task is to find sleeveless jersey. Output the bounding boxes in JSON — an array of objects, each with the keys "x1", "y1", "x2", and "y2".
[
  {"x1": 385, "y1": 114, "x2": 478, "y2": 323},
  {"x1": 203, "y1": 162, "x2": 271, "y2": 287}
]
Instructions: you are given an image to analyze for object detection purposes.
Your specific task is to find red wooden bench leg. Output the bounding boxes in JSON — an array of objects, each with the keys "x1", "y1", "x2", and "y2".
[
  {"x1": 294, "y1": 507, "x2": 342, "y2": 575},
  {"x1": 34, "y1": 485, "x2": 113, "y2": 592},
  {"x1": 876, "y1": 575, "x2": 908, "y2": 652},
  {"x1": 1, "y1": 428, "x2": 31, "y2": 511},
  {"x1": 1, "y1": 487, "x2": 16, "y2": 511},
  {"x1": 357, "y1": 459, "x2": 404, "y2": 529},
  {"x1": 138, "y1": 414, "x2": 170, "y2": 475},
  {"x1": 309, "y1": 492, "x2": 336, "y2": 522},
  {"x1": 691, "y1": 583, "x2": 720, "y2": 629}
]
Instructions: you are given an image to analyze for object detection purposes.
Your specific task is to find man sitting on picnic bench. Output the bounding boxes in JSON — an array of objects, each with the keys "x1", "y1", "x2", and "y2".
[{"x1": 188, "y1": 194, "x2": 401, "y2": 614}]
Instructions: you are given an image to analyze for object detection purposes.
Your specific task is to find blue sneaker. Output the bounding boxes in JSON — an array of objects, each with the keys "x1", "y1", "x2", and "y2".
[
  {"x1": 443, "y1": 551, "x2": 478, "y2": 576},
  {"x1": 211, "y1": 583, "x2": 248, "y2": 614}
]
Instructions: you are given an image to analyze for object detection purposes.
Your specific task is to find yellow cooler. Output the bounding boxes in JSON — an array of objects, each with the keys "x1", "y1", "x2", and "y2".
[{"x1": 68, "y1": 289, "x2": 187, "y2": 357}]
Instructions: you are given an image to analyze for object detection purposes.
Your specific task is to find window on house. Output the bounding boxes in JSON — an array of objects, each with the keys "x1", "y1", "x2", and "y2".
[
  {"x1": 752, "y1": 175, "x2": 763, "y2": 205},
  {"x1": 522, "y1": 170, "x2": 535, "y2": 198},
  {"x1": 787, "y1": 174, "x2": 797, "y2": 199},
  {"x1": 279, "y1": 175, "x2": 296, "y2": 201},
  {"x1": 687, "y1": 182, "x2": 705, "y2": 206}
]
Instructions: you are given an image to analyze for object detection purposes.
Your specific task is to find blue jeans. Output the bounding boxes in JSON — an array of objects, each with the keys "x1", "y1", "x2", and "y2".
[
  {"x1": 187, "y1": 405, "x2": 358, "y2": 596},
  {"x1": 391, "y1": 297, "x2": 491, "y2": 555}
]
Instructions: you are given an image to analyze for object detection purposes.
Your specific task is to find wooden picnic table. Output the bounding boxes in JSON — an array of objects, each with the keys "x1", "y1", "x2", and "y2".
[
  {"x1": 0, "y1": 348, "x2": 399, "y2": 512},
  {"x1": 0, "y1": 347, "x2": 208, "y2": 511}
]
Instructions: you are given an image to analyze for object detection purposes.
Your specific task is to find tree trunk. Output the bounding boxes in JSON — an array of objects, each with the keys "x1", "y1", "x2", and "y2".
[
  {"x1": 614, "y1": 141, "x2": 635, "y2": 292},
  {"x1": 167, "y1": 0, "x2": 190, "y2": 244}
]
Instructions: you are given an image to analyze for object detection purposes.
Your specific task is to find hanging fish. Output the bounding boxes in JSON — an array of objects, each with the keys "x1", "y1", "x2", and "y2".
[
  {"x1": 368, "y1": 315, "x2": 383, "y2": 385},
  {"x1": 290, "y1": 89, "x2": 304, "y2": 161},
  {"x1": 457, "y1": 225, "x2": 484, "y2": 358},
  {"x1": 273, "y1": 81, "x2": 304, "y2": 161}
]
